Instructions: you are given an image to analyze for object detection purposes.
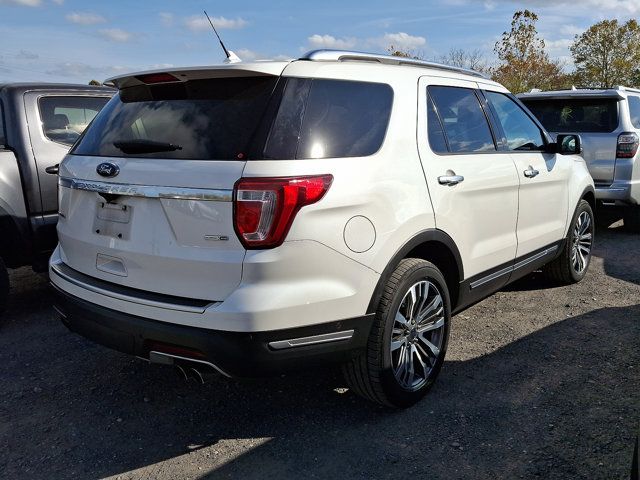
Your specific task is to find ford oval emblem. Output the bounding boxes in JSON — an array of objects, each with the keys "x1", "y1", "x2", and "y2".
[{"x1": 96, "y1": 162, "x2": 120, "y2": 178}]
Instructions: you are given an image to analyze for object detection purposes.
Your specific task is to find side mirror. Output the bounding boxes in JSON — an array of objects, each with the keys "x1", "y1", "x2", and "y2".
[
  {"x1": 556, "y1": 134, "x2": 582, "y2": 155},
  {"x1": 45, "y1": 164, "x2": 60, "y2": 175}
]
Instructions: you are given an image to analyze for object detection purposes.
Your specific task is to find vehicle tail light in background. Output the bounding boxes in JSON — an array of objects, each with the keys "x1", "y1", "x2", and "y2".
[
  {"x1": 135, "y1": 72, "x2": 180, "y2": 84},
  {"x1": 234, "y1": 175, "x2": 333, "y2": 249},
  {"x1": 616, "y1": 132, "x2": 639, "y2": 158}
]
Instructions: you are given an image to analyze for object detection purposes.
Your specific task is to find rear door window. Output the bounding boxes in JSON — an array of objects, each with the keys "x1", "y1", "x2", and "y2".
[
  {"x1": 427, "y1": 86, "x2": 496, "y2": 153},
  {"x1": 264, "y1": 78, "x2": 393, "y2": 159},
  {"x1": 39, "y1": 96, "x2": 110, "y2": 146},
  {"x1": 485, "y1": 91, "x2": 545, "y2": 151},
  {"x1": 628, "y1": 96, "x2": 640, "y2": 129},
  {"x1": 521, "y1": 98, "x2": 619, "y2": 133}
]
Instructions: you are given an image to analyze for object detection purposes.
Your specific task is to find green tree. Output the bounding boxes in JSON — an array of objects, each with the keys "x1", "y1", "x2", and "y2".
[
  {"x1": 88, "y1": 79, "x2": 102, "y2": 86},
  {"x1": 570, "y1": 19, "x2": 640, "y2": 88},
  {"x1": 493, "y1": 10, "x2": 569, "y2": 93}
]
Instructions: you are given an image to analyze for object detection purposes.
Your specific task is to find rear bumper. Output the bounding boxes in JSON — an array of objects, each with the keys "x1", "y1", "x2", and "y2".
[
  {"x1": 595, "y1": 181, "x2": 638, "y2": 205},
  {"x1": 52, "y1": 285, "x2": 375, "y2": 377}
]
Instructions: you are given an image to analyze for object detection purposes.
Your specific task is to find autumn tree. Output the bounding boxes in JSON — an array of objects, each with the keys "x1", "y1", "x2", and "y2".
[
  {"x1": 386, "y1": 45, "x2": 424, "y2": 60},
  {"x1": 88, "y1": 79, "x2": 102, "y2": 86},
  {"x1": 493, "y1": 10, "x2": 569, "y2": 93},
  {"x1": 570, "y1": 19, "x2": 640, "y2": 88}
]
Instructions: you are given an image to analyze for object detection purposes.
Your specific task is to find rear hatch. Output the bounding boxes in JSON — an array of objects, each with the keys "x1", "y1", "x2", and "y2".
[
  {"x1": 57, "y1": 65, "x2": 286, "y2": 301},
  {"x1": 521, "y1": 95, "x2": 621, "y2": 185}
]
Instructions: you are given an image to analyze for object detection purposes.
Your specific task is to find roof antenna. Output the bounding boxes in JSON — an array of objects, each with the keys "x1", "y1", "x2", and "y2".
[{"x1": 204, "y1": 10, "x2": 241, "y2": 63}]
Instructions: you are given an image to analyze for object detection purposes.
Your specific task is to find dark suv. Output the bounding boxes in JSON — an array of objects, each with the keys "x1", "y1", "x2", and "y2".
[{"x1": 0, "y1": 83, "x2": 112, "y2": 310}]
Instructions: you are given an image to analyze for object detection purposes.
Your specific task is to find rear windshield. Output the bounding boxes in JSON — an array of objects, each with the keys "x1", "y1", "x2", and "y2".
[
  {"x1": 71, "y1": 76, "x2": 393, "y2": 160},
  {"x1": 521, "y1": 98, "x2": 619, "y2": 133}
]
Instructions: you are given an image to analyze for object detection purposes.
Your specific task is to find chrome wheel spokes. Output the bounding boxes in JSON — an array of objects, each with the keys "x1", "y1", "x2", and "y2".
[
  {"x1": 571, "y1": 211, "x2": 593, "y2": 274},
  {"x1": 390, "y1": 280, "x2": 446, "y2": 391}
]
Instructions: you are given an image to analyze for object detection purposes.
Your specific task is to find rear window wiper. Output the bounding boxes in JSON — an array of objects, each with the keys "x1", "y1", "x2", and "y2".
[{"x1": 113, "y1": 140, "x2": 183, "y2": 154}]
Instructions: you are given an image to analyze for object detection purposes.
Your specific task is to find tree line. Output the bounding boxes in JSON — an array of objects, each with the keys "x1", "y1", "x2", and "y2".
[{"x1": 388, "y1": 10, "x2": 640, "y2": 93}]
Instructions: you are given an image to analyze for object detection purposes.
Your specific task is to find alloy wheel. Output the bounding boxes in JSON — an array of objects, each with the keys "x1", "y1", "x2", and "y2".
[
  {"x1": 390, "y1": 280, "x2": 446, "y2": 391},
  {"x1": 571, "y1": 210, "x2": 593, "y2": 274}
]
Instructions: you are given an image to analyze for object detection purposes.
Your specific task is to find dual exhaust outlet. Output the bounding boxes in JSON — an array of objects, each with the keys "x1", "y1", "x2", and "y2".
[{"x1": 147, "y1": 350, "x2": 229, "y2": 384}]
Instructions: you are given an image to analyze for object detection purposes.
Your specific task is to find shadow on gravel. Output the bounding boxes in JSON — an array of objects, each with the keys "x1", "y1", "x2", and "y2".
[
  {"x1": 503, "y1": 220, "x2": 640, "y2": 293},
  {"x1": 1, "y1": 301, "x2": 637, "y2": 479}
]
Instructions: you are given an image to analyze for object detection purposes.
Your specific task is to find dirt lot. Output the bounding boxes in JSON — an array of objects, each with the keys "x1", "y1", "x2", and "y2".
[{"x1": 0, "y1": 218, "x2": 638, "y2": 480}]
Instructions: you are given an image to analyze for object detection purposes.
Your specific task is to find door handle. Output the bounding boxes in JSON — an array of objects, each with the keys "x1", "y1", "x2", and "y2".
[
  {"x1": 438, "y1": 173, "x2": 464, "y2": 186},
  {"x1": 45, "y1": 164, "x2": 59, "y2": 175},
  {"x1": 523, "y1": 167, "x2": 539, "y2": 178}
]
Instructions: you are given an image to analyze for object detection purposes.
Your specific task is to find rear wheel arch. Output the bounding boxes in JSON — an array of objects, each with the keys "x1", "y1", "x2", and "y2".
[
  {"x1": 581, "y1": 187, "x2": 596, "y2": 212},
  {"x1": 367, "y1": 230, "x2": 463, "y2": 314}
]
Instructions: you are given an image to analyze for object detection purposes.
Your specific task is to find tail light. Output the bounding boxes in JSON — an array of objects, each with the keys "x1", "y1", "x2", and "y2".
[
  {"x1": 234, "y1": 175, "x2": 333, "y2": 249},
  {"x1": 616, "y1": 132, "x2": 639, "y2": 158}
]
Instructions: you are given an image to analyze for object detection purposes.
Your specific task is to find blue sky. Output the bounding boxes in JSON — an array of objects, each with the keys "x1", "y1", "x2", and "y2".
[{"x1": 1, "y1": 0, "x2": 638, "y2": 84}]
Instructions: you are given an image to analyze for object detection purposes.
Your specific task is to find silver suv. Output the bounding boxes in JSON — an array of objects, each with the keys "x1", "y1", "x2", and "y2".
[{"x1": 519, "y1": 87, "x2": 640, "y2": 231}]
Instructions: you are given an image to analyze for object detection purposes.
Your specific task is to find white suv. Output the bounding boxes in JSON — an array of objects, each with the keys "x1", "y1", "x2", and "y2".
[{"x1": 50, "y1": 50, "x2": 595, "y2": 407}]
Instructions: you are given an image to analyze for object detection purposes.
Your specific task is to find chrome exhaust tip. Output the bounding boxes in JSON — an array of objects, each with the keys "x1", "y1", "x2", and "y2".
[{"x1": 148, "y1": 350, "x2": 231, "y2": 379}]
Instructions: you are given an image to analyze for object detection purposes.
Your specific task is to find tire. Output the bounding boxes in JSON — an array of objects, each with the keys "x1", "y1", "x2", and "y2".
[
  {"x1": 623, "y1": 206, "x2": 640, "y2": 233},
  {"x1": 0, "y1": 257, "x2": 8, "y2": 313},
  {"x1": 544, "y1": 199, "x2": 594, "y2": 284},
  {"x1": 342, "y1": 258, "x2": 451, "y2": 408}
]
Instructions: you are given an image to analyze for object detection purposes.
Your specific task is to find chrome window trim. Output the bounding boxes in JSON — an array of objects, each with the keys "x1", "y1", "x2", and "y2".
[{"x1": 58, "y1": 177, "x2": 232, "y2": 202}]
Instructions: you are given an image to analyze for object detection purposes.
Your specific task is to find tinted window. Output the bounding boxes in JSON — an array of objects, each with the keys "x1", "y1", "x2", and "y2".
[
  {"x1": 0, "y1": 102, "x2": 5, "y2": 146},
  {"x1": 628, "y1": 96, "x2": 640, "y2": 129},
  {"x1": 427, "y1": 95, "x2": 447, "y2": 153},
  {"x1": 73, "y1": 77, "x2": 279, "y2": 160},
  {"x1": 39, "y1": 96, "x2": 109, "y2": 146},
  {"x1": 522, "y1": 98, "x2": 619, "y2": 133},
  {"x1": 485, "y1": 92, "x2": 545, "y2": 151},
  {"x1": 265, "y1": 78, "x2": 393, "y2": 159},
  {"x1": 428, "y1": 86, "x2": 495, "y2": 153}
]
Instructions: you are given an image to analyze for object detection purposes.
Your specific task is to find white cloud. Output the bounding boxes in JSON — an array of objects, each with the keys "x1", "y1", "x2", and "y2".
[
  {"x1": 545, "y1": 38, "x2": 573, "y2": 51},
  {"x1": 99, "y1": 28, "x2": 133, "y2": 43},
  {"x1": 445, "y1": 0, "x2": 640, "y2": 15},
  {"x1": 0, "y1": 0, "x2": 42, "y2": 6},
  {"x1": 560, "y1": 25, "x2": 585, "y2": 37},
  {"x1": 66, "y1": 12, "x2": 106, "y2": 25},
  {"x1": 148, "y1": 63, "x2": 174, "y2": 70},
  {"x1": 377, "y1": 32, "x2": 426, "y2": 50},
  {"x1": 235, "y1": 48, "x2": 260, "y2": 61},
  {"x1": 307, "y1": 34, "x2": 358, "y2": 50},
  {"x1": 51, "y1": 0, "x2": 63, "y2": 4},
  {"x1": 184, "y1": 15, "x2": 248, "y2": 32},
  {"x1": 159, "y1": 12, "x2": 173, "y2": 26}
]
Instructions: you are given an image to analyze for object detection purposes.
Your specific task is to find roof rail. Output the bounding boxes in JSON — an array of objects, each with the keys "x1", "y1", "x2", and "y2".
[{"x1": 300, "y1": 49, "x2": 489, "y2": 79}]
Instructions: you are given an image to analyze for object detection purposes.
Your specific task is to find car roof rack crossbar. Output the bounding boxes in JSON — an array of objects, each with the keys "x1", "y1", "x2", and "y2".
[{"x1": 300, "y1": 49, "x2": 489, "y2": 79}]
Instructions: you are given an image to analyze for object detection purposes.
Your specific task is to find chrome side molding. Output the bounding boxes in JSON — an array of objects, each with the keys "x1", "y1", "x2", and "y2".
[
  {"x1": 268, "y1": 330, "x2": 355, "y2": 350},
  {"x1": 59, "y1": 177, "x2": 232, "y2": 202},
  {"x1": 470, "y1": 245, "x2": 559, "y2": 290}
]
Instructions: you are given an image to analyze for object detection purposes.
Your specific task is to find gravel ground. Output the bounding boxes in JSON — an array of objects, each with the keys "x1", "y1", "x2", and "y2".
[{"x1": 0, "y1": 218, "x2": 638, "y2": 480}]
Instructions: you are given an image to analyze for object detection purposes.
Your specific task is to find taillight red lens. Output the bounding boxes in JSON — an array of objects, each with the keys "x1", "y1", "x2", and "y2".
[
  {"x1": 616, "y1": 132, "x2": 639, "y2": 158},
  {"x1": 234, "y1": 175, "x2": 333, "y2": 249}
]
